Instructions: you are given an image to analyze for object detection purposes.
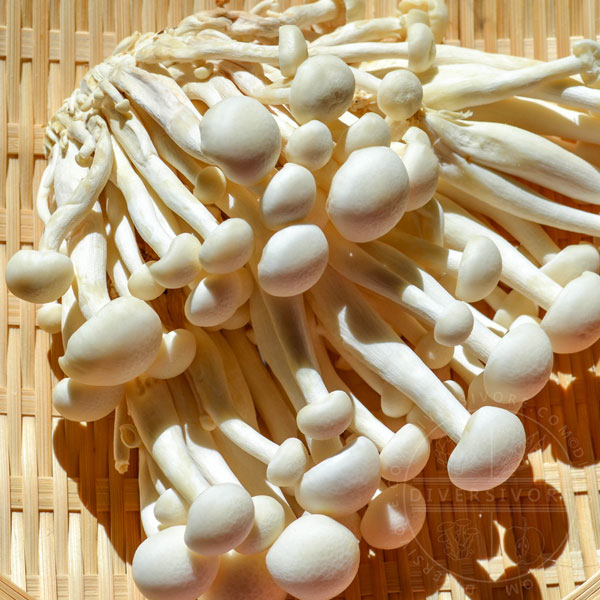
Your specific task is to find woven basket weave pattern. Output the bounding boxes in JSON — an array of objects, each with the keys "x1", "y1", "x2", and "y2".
[{"x1": 2, "y1": 1, "x2": 600, "y2": 598}]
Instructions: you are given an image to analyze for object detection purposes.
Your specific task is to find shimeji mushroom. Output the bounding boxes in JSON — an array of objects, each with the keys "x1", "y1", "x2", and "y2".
[
  {"x1": 437, "y1": 195, "x2": 600, "y2": 354},
  {"x1": 308, "y1": 268, "x2": 527, "y2": 491},
  {"x1": 17, "y1": 3, "x2": 600, "y2": 598}
]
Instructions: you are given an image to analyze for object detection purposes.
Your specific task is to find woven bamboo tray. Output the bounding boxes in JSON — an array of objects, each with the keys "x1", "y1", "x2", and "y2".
[{"x1": 2, "y1": 1, "x2": 600, "y2": 598}]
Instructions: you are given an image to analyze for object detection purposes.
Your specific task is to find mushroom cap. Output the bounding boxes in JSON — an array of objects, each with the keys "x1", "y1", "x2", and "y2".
[
  {"x1": 235, "y1": 495, "x2": 286, "y2": 555},
  {"x1": 58, "y1": 297, "x2": 163, "y2": 386},
  {"x1": 200, "y1": 96, "x2": 282, "y2": 185},
  {"x1": 202, "y1": 550, "x2": 286, "y2": 600},
  {"x1": 52, "y1": 378, "x2": 124, "y2": 422},
  {"x1": 266, "y1": 514, "x2": 360, "y2": 600},
  {"x1": 193, "y1": 166, "x2": 227, "y2": 204},
  {"x1": 6, "y1": 249, "x2": 74, "y2": 304},
  {"x1": 493, "y1": 289, "x2": 539, "y2": 329},
  {"x1": 296, "y1": 390, "x2": 354, "y2": 440},
  {"x1": 483, "y1": 322, "x2": 554, "y2": 403},
  {"x1": 467, "y1": 372, "x2": 523, "y2": 415},
  {"x1": 295, "y1": 436, "x2": 381, "y2": 516},
  {"x1": 414, "y1": 331, "x2": 454, "y2": 369},
  {"x1": 154, "y1": 488, "x2": 189, "y2": 528},
  {"x1": 540, "y1": 243, "x2": 600, "y2": 286},
  {"x1": 145, "y1": 329, "x2": 196, "y2": 379},
  {"x1": 289, "y1": 55, "x2": 356, "y2": 124},
  {"x1": 447, "y1": 406, "x2": 526, "y2": 491},
  {"x1": 433, "y1": 301, "x2": 474, "y2": 346},
  {"x1": 327, "y1": 146, "x2": 409, "y2": 242},
  {"x1": 407, "y1": 22, "x2": 436, "y2": 73},
  {"x1": 455, "y1": 236, "x2": 502, "y2": 302},
  {"x1": 132, "y1": 526, "x2": 219, "y2": 600},
  {"x1": 257, "y1": 224, "x2": 329, "y2": 296},
  {"x1": 185, "y1": 270, "x2": 253, "y2": 327},
  {"x1": 184, "y1": 483, "x2": 255, "y2": 556},
  {"x1": 36, "y1": 302, "x2": 63, "y2": 334},
  {"x1": 278, "y1": 24, "x2": 308, "y2": 78},
  {"x1": 335, "y1": 112, "x2": 392, "y2": 162},
  {"x1": 376, "y1": 69, "x2": 423, "y2": 121},
  {"x1": 199, "y1": 218, "x2": 254, "y2": 274},
  {"x1": 266, "y1": 437, "x2": 309, "y2": 487},
  {"x1": 380, "y1": 423, "x2": 431, "y2": 482},
  {"x1": 360, "y1": 483, "x2": 426, "y2": 549},
  {"x1": 261, "y1": 163, "x2": 316, "y2": 229},
  {"x1": 149, "y1": 233, "x2": 202, "y2": 289},
  {"x1": 128, "y1": 262, "x2": 165, "y2": 301},
  {"x1": 380, "y1": 384, "x2": 413, "y2": 418},
  {"x1": 284, "y1": 120, "x2": 333, "y2": 171},
  {"x1": 541, "y1": 271, "x2": 600, "y2": 353}
]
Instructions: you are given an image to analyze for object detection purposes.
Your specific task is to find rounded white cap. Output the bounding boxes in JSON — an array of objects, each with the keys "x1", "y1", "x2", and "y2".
[
  {"x1": 199, "y1": 218, "x2": 254, "y2": 274},
  {"x1": 184, "y1": 483, "x2": 255, "y2": 556},
  {"x1": 448, "y1": 406, "x2": 526, "y2": 491},
  {"x1": 235, "y1": 496, "x2": 286, "y2": 555},
  {"x1": 327, "y1": 146, "x2": 409, "y2": 242},
  {"x1": 285, "y1": 121, "x2": 333, "y2": 171},
  {"x1": 541, "y1": 271, "x2": 600, "y2": 353},
  {"x1": 484, "y1": 322, "x2": 554, "y2": 403},
  {"x1": 261, "y1": 163, "x2": 316, "y2": 229},
  {"x1": 6, "y1": 249, "x2": 73, "y2": 304},
  {"x1": 185, "y1": 270, "x2": 252, "y2": 327},
  {"x1": 145, "y1": 329, "x2": 196, "y2": 379},
  {"x1": 335, "y1": 113, "x2": 391, "y2": 162},
  {"x1": 200, "y1": 96, "x2": 282, "y2": 185},
  {"x1": 380, "y1": 423, "x2": 430, "y2": 482},
  {"x1": 434, "y1": 301, "x2": 474, "y2": 346},
  {"x1": 52, "y1": 378, "x2": 124, "y2": 422},
  {"x1": 360, "y1": 483, "x2": 426, "y2": 549},
  {"x1": 456, "y1": 236, "x2": 502, "y2": 302},
  {"x1": 296, "y1": 390, "x2": 354, "y2": 440},
  {"x1": 290, "y1": 55, "x2": 355, "y2": 124},
  {"x1": 295, "y1": 436, "x2": 381, "y2": 516},
  {"x1": 258, "y1": 225, "x2": 329, "y2": 296},
  {"x1": 59, "y1": 297, "x2": 163, "y2": 386},
  {"x1": 149, "y1": 233, "x2": 202, "y2": 289},
  {"x1": 377, "y1": 69, "x2": 423, "y2": 121},
  {"x1": 266, "y1": 514, "x2": 360, "y2": 600},
  {"x1": 202, "y1": 550, "x2": 286, "y2": 600},
  {"x1": 131, "y1": 526, "x2": 219, "y2": 600}
]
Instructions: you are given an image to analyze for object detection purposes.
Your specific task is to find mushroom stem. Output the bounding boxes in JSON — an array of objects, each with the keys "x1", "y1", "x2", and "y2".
[
  {"x1": 308, "y1": 267, "x2": 470, "y2": 442},
  {"x1": 125, "y1": 375, "x2": 210, "y2": 503}
]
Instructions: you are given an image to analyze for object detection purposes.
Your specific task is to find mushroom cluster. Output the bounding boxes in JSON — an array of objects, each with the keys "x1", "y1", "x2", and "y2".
[{"x1": 6, "y1": 0, "x2": 600, "y2": 598}]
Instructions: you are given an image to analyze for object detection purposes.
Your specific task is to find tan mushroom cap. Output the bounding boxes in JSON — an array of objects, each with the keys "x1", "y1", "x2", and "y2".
[
  {"x1": 360, "y1": 483, "x2": 426, "y2": 549},
  {"x1": 295, "y1": 436, "x2": 381, "y2": 516},
  {"x1": 59, "y1": 297, "x2": 163, "y2": 386},
  {"x1": 132, "y1": 526, "x2": 219, "y2": 600},
  {"x1": 447, "y1": 406, "x2": 526, "y2": 491},
  {"x1": 6, "y1": 249, "x2": 74, "y2": 304},
  {"x1": 266, "y1": 514, "x2": 360, "y2": 600}
]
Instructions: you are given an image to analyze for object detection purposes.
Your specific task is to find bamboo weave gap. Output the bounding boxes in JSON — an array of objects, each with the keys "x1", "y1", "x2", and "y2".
[{"x1": 1, "y1": 1, "x2": 600, "y2": 599}]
